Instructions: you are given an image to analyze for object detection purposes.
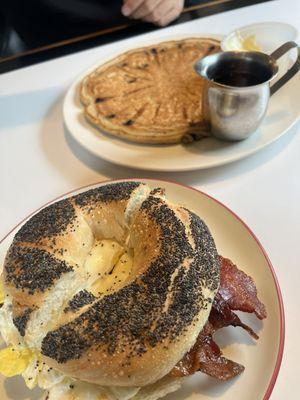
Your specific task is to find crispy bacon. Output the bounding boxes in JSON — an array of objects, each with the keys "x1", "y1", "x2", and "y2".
[
  {"x1": 210, "y1": 292, "x2": 259, "y2": 340},
  {"x1": 218, "y1": 257, "x2": 266, "y2": 320},
  {"x1": 169, "y1": 321, "x2": 245, "y2": 380},
  {"x1": 169, "y1": 256, "x2": 267, "y2": 381}
]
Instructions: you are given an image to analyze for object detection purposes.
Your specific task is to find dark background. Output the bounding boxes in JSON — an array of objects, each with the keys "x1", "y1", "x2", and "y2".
[{"x1": 0, "y1": 0, "x2": 272, "y2": 74}]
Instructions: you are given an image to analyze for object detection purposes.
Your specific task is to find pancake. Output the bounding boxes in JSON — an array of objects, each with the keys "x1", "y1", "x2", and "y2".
[{"x1": 80, "y1": 38, "x2": 220, "y2": 144}]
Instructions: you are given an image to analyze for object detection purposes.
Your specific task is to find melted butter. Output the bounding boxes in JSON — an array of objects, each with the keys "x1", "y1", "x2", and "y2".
[
  {"x1": 90, "y1": 251, "x2": 133, "y2": 297},
  {"x1": 85, "y1": 239, "x2": 124, "y2": 281},
  {"x1": 85, "y1": 239, "x2": 133, "y2": 298}
]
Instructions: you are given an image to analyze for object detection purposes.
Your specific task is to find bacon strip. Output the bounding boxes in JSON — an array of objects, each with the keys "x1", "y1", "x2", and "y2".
[
  {"x1": 169, "y1": 321, "x2": 245, "y2": 380},
  {"x1": 218, "y1": 257, "x2": 267, "y2": 320},
  {"x1": 169, "y1": 256, "x2": 267, "y2": 381},
  {"x1": 210, "y1": 292, "x2": 258, "y2": 340}
]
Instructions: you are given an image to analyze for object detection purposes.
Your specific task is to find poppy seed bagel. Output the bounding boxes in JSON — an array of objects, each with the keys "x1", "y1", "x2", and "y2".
[{"x1": 3, "y1": 181, "x2": 220, "y2": 387}]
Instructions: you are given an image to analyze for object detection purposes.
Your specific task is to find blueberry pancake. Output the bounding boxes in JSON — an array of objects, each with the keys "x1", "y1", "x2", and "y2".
[{"x1": 80, "y1": 38, "x2": 220, "y2": 144}]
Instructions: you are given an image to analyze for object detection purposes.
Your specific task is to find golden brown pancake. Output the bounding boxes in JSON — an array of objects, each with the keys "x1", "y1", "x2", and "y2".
[{"x1": 80, "y1": 38, "x2": 220, "y2": 144}]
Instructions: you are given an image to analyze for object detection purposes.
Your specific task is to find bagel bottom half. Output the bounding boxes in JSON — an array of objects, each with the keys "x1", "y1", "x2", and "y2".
[{"x1": 40, "y1": 375, "x2": 184, "y2": 400}]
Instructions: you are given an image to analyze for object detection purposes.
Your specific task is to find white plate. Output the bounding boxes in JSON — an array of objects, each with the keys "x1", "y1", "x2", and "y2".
[
  {"x1": 0, "y1": 179, "x2": 284, "y2": 400},
  {"x1": 63, "y1": 35, "x2": 300, "y2": 172}
]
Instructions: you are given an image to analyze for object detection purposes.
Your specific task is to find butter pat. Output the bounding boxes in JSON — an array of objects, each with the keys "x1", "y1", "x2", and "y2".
[
  {"x1": 84, "y1": 239, "x2": 133, "y2": 297},
  {"x1": 225, "y1": 31, "x2": 262, "y2": 52},
  {"x1": 85, "y1": 239, "x2": 124, "y2": 282},
  {"x1": 90, "y1": 250, "x2": 133, "y2": 297},
  {"x1": 240, "y1": 33, "x2": 262, "y2": 51}
]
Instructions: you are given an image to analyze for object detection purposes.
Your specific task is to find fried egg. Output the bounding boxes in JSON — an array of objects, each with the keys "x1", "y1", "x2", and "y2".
[{"x1": 0, "y1": 346, "x2": 35, "y2": 377}]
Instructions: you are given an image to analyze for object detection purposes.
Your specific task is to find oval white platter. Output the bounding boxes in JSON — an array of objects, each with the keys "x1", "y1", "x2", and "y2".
[{"x1": 63, "y1": 35, "x2": 300, "y2": 171}]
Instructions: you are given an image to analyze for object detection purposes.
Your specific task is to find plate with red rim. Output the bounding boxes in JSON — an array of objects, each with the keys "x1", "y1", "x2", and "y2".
[
  {"x1": 63, "y1": 34, "x2": 300, "y2": 172},
  {"x1": 0, "y1": 179, "x2": 284, "y2": 400}
]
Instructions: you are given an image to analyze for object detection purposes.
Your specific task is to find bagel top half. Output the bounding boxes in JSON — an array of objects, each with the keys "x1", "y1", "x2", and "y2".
[{"x1": 3, "y1": 181, "x2": 220, "y2": 387}]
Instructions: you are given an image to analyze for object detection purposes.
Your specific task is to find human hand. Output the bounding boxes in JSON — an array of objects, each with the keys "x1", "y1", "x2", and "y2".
[{"x1": 122, "y1": 0, "x2": 184, "y2": 27}]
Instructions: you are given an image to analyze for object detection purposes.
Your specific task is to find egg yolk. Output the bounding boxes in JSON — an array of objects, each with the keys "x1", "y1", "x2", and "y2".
[{"x1": 0, "y1": 346, "x2": 35, "y2": 377}]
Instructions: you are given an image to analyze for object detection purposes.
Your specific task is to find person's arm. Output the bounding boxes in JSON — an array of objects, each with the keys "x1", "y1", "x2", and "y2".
[{"x1": 121, "y1": 0, "x2": 184, "y2": 27}]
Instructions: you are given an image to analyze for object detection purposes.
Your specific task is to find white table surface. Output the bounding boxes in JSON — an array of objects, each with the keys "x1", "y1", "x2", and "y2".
[{"x1": 0, "y1": 0, "x2": 299, "y2": 398}]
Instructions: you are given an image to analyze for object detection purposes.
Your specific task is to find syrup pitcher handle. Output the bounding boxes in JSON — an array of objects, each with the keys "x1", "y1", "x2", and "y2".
[{"x1": 270, "y1": 41, "x2": 300, "y2": 95}]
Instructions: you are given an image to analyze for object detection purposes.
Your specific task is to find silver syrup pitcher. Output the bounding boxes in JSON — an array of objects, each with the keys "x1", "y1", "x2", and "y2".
[{"x1": 193, "y1": 41, "x2": 300, "y2": 141}]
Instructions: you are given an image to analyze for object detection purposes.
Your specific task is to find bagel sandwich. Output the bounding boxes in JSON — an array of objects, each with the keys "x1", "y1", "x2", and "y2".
[{"x1": 0, "y1": 181, "x2": 266, "y2": 400}]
